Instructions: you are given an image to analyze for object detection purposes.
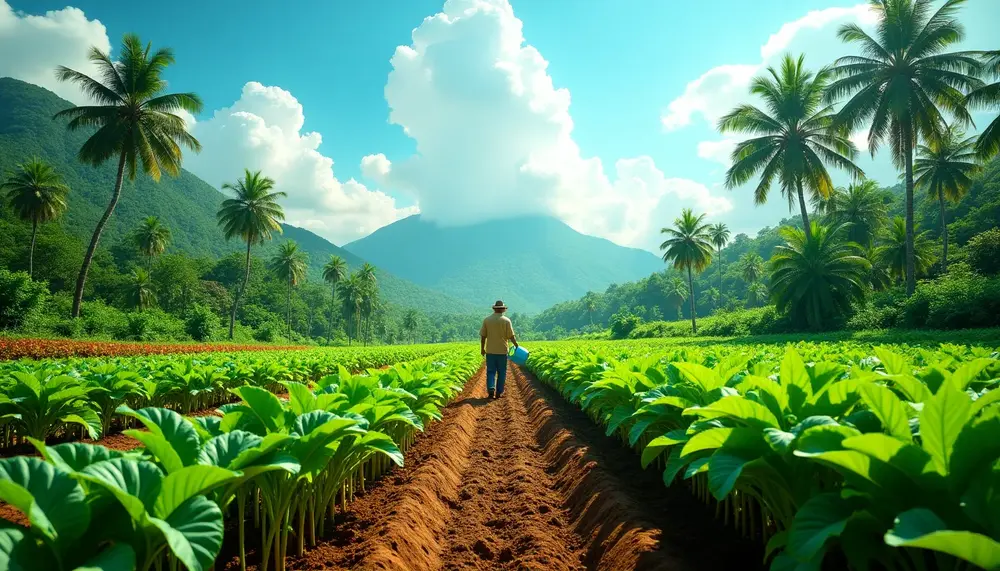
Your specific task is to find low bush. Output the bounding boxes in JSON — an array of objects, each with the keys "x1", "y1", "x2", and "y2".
[
  {"x1": 902, "y1": 266, "x2": 1000, "y2": 329},
  {"x1": 629, "y1": 306, "x2": 790, "y2": 338},
  {"x1": 610, "y1": 309, "x2": 642, "y2": 339},
  {"x1": 0, "y1": 269, "x2": 48, "y2": 330},
  {"x1": 184, "y1": 303, "x2": 219, "y2": 341},
  {"x1": 965, "y1": 227, "x2": 1000, "y2": 276}
]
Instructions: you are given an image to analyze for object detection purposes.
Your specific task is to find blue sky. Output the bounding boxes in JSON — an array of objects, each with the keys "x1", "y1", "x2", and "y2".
[{"x1": 3, "y1": 0, "x2": 998, "y2": 250}]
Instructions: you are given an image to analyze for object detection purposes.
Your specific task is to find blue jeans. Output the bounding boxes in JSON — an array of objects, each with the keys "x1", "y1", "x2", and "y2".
[{"x1": 485, "y1": 353, "x2": 507, "y2": 394}]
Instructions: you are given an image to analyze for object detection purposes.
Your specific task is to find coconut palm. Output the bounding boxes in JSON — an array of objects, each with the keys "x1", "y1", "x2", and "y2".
[
  {"x1": 824, "y1": 180, "x2": 889, "y2": 247},
  {"x1": 338, "y1": 273, "x2": 364, "y2": 345},
  {"x1": 769, "y1": 223, "x2": 870, "y2": 329},
  {"x1": 720, "y1": 54, "x2": 863, "y2": 240},
  {"x1": 739, "y1": 252, "x2": 766, "y2": 285},
  {"x1": 357, "y1": 263, "x2": 378, "y2": 344},
  {"x1": 747, "y1": 282, "x2": 769, "y2": 308},
  {"x1": 914, "y1": 127, "x2": 982, "y2": 267},
  {"x1": 664, "y1": 277, "x2": 688, "y2": 320},
  {"x1": 127, "y1": 268, "x2": 157, "y2": 310},
  {"x1": 322, "y1": 255, "x2": 348, "y2": 340},
  {"x1": 660, "y1": 209, "x2": 714, "y2": 333},
  {"x1": 217, "y1": 169, "x2": 285, "y2": 339},
  {"x1": 874, "y1": 217, "x2": 937, "y2": 283},
  {"x1": 708, "y1": 222, "x2": 731, "y2": 292},
  {"x1": 269, "y1": 240, "x2": 307, "y2": 337},
  {"x1": 1, "y1": 158, "x2": 70, "y2": 277},
  {"x1": 402, "y1": 309, "x2": 419, "y2": 344},
  {"x1": 583, "y1": 292, "x2": 598, "y2": 325},
  {"x1": 967, "y1": 50, "x2": 1000, "y2": 160},
  {"x1": 133, "y1": 216, "x2": 171, "y2": 270},
  {"x1": 55, "y1": 33, "x2": 202, "y2": 317},
  {"x1": 826, "y1": 0, "x2": 981, "y2": 295}
]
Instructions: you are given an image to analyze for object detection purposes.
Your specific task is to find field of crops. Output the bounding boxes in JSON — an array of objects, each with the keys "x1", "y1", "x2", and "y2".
[
  {"x1": 1, "y1": 335, "x2": 998, "y2": 571},
  {"x1": 525, "y1": 337, "x2": 1000, "y2": 570}
]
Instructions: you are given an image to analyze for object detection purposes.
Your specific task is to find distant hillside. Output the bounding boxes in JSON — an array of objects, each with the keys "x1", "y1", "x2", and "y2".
[
  {"x1": 0, "y1": 77, "x2": 475, "y2": 315},
  {"x1": 344, "y1": 215, "x2": 665, "y2": 313}
]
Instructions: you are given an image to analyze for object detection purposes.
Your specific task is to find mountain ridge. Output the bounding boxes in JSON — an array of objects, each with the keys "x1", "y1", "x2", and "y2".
[
  {"x1": 0, "y1": 77, "x2": 477, "y2": 315},
  {"x1": 344, "y1": 214, "x2": 665, "y2": 313}
]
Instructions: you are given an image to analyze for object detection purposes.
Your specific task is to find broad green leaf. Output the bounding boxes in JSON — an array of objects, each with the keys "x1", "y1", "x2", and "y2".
[
  {"x1": 763, "y1": 428, "x2": 795, "y2": 454},
  {"x1": 683, "y1": 456, "x2": 710, "y2": 479},
  {"x1": 949, "y1": 412, "x2": 1000, "y2": 492},
  {"x1": 681, "y1": 427, "x2": 733, "y2": 458},
  {"x1": 605, "y1": 405, "x2": 634, "y2": 436},
  {"x1": 0, "y1": 456, "x2": 90, "y2": 546},
  {"x1": 884, "y1": 509, "x2": 1000, "y2": 570},
  {"x1": 152, "y1": 495, "x2": 224, "y2": 571},
  {"x1": 787, "y1": 492, "x2": 853, "y2": 560},
  {"x1": 971, "y1": 388, "x2": 1000, "y2": 417},
  {"x1": 230, "y1": 386, "x2": 287, "y2": 433},
  {"x1": 641, "y1": 432, "x2": 685, "y2": 468},
  {"x1": 662, "y1": 447, "x2": 687, "y2": 486},
  {"x1": 874, "y1": 347, "x2": 909, "y2": 376},
  {"x1": 672, "y1": 362, "x2": 725, "y2": 393},
  {"x1": 919, "y1": 380, "x2": 972, "y2": 475},
  {"x1": 948, "y1": 359, "x2": 994, "y2": 392},
  {"x1": 28, "y1": 439, "x2": 123, "y2": 474},
  {"x1": 841, "y1": 434, "x2": 930, "y2": 475},
  {"x1": 793, "y1": 425, "x2": 860, "y2": 456},
  {"x1": 124, "y1": 430, "x2": 184, "y2": 474},
  {"x1": 707, "y1": 452, "x2": 756, "y2": 500},
  {"x1": 0, "y1": 520, "x2": 54, "y2": 571},
  {"x1": 881, "y1": 374, "x2": 931, "y2": 403},
  {"x1": 781, "y1": 349, "x2": 812, "y2": 412},
  {"x1": 684, "y1": 396, "x2": 781, "y2": 429},
  {"x1": 116, "y1": 406, "x2": 201, "y2": 470},
  {"x1": 79, "y1": 459, "x2": 163, "y2": 521},
  {"x1": 859, "y1": 384, "x2": 912, "y2": 442},
  {"x1": 72, "y1": 543, "x2": 136, "y2": 571},
  {"x1": 798, "y1": 449, "x2": 873, "y2": 483},
  {"x1": 153, "y1": 465, "x2": 240, "y2": 518},
  {"x1": 360, "y1": 432, "x2": 405, "y2": 467},
  {"x1": 281, "y1": 382, "x2": 316, "y2": 415}
]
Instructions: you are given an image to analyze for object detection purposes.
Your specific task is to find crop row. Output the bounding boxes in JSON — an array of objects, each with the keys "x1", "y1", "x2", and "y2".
[
  {"x1": 0, "y1": 336, "x2": 316, "y2": 360},
  {"x1": 0, "y1": 347, "x2": 481, "y2": 571},
  {"x1": 525, "y1": 339, "x2": 1000, "y2": 571},
  {"x1": 0, "y1": 344, "x2": 456, "y2": 451}
]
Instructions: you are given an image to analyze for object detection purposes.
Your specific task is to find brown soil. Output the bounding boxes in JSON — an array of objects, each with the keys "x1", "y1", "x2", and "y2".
[{"x1": 256, "y1": 364, "x2": 762, "y2": 571}]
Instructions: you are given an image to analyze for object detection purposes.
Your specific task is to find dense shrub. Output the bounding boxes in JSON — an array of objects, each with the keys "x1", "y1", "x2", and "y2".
[
  {"x1": 0, "y1": 269, "x2": 48, "y2": 330},
  {"x1": 902, "y1": 267, "x2": 1000, "y2": 329},
  {"x1": 185, "y1": 303, "x2": 219, "y2": 341},
  {"x1": 629, "y1": 306, "x2": 789, "y2": 338},
  {"x1": 965, "y1": 227, "x2": 1000, "y2": 276},
  {"x1": 610, "y1": 309, "x2": 642, "y2": 339}
]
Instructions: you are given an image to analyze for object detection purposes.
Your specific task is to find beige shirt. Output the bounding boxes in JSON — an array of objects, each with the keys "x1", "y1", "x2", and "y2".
[{"x1": 480, "y1": 313, "x2": 515, "y2": 355}]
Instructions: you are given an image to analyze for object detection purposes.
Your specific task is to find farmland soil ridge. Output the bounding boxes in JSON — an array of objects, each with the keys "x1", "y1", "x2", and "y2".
[{"x1": 269, "y1": 363, "x2": 762, "y2": 571}]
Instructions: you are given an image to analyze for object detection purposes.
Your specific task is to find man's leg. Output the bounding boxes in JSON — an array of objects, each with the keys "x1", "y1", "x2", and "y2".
[
  {"x1": 485, "y1": 354, "x2": 497, "y2": 396},
  {"x1": 495, "y1": 354, "x2": 508, "y2": 396}
]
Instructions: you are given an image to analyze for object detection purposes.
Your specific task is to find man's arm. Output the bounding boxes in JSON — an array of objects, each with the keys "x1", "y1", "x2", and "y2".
[
  {"x1": 479, "y1": 321, "x2": 487, "y2": 355},
  {"x1": 507, "y1": 320, "x2": 518, "y2": 348}
]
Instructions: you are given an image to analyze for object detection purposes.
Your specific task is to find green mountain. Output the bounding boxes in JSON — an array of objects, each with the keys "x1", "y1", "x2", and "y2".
[
  {"x1": 344, "y1": 214, "x2": 665, "y2": 313},
  {"x1": 0, "y1": 77, "x2": 476, "y2": 315}
]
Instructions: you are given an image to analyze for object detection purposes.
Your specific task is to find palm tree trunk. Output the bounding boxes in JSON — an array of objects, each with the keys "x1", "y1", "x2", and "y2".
[
  {"x1": 938, "y1": 195, "x2": 948, "y2": 269},
  {"x1": 286, "y1": 274, "x2": 292, "y2": 338},
  {"x1": 687, "y1": 266, "x2": 697, "y2": 334},
  {"x1": 796, "y1": 178, "x2": 812, "y2": 241},
  {"x1": 72, "y1": 150, "x2": 127, "y2": 318},
  {"x1": 718, "y1": 246, "x2": 723, "y2": 294},
  {"x1": 229, "y1": 241, "x2": 252, "y2": 340},
  {"x1": 328, "y1": 287, "x2": 336, "y2": 342},
  {"x1": 903, "y1": 129, "x2": 916, "y2": 296},
  {"x1": 28, "y1": 220, "x2": 38, "y2": 278}
]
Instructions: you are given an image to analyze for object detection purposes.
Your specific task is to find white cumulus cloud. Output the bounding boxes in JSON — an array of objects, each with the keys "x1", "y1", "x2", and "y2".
[
  {"x1": 661, "y1": 4, "x2": 876, "y2": 134},
  {"x1": 362, "y1": 0, "x2": 730, "y2": 250},
  {"x1": 182, "y1": 82, "x2": 417, "y2": 245},
  {"x1": 0, "y1": 0, "x2": 110, "y2": 104}
]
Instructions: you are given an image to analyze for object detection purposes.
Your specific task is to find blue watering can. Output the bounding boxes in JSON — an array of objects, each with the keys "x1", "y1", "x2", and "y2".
[{"x1": 509, "y1": 344, "x2": 529, "y2": 365}]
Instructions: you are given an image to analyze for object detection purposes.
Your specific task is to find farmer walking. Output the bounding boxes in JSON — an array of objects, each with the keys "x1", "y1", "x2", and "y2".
[{"x1": 480, "y1": 300, "x2": 518, "y2": 399}]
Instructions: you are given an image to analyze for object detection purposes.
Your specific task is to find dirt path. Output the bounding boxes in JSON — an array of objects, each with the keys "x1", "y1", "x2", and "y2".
[{"x1": 275, "y1": 363, "x2": 762, "y2": 571}]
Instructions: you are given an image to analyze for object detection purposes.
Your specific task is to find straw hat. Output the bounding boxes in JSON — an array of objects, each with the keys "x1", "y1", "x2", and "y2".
[{"x1": 492, "y1": 300, "x2": 508, "y2": 311}]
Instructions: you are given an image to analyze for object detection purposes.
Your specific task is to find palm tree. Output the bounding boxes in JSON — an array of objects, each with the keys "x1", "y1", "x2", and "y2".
[
  {"x1": 338, "y1": 273, "x2": 364, "y2": 345},
  {"x1": 583, "y1": 292, "x2": 598, "y2": 325},
  {"x1": 739, "y1": 252, "x2": 766, "y2": 285},
  {"x1": 357, "y1": 263, "x2": 378, "y2": 344},
  {"x1": 55, "y1": 34, "x2": 202, "y2": 317},
  {"x1": 217, "y1": 169, "x2": 285, "y2": 339},
  {"x1": 269, "y1": 241, "x2": 307, "y2": 338},
  {"x1": 720, "y1": 54, "x2": 863, "y2": 240},
  {"x1": 914, "y1": 127, "x2": 982, "y2": 267},
  {"x1": 660, "y1": 209, "x2": 713, "y2": 333},
  {"x1": 770, "y1": 223, "x2": 870, "y2": 329},
  {"x1": 967, "y1": 50, "x2": 1000, "y2": 160},
  {"x1": 708, "y1": 222, "x2": 731, "y2": 293},
  {"x1": 127, "y1": 268, "x2": 157, "y2": 310},
  {"x1": 322, "y1": 255, "x2": 348, "y2": 341},
  {"x1": 824, "y1": 180, "x2": 889, "y2": 247},
  {"x1": 1, "y1": 158, "x2": 70, "y2": 277},
  {"x1": 826, "y1": 0, "x2": 981, "y2": 295},
  {"x1": 133, "y1": 216, "x2": 171, "y2": 270},
  {"x1": 874, "y1": 217, "x2": 937, "y2": 283},
  {"x1": 747, "y1": 282, "x2": 769, "y2": 308},
  {"x1": 402, "y1": 309, "x2": 419, "y2": 344}
]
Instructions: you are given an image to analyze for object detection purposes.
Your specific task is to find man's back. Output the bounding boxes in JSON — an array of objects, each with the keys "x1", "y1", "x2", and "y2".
[{"x1": 480, "y1": 313, "x2": 514, "y2": 355}]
